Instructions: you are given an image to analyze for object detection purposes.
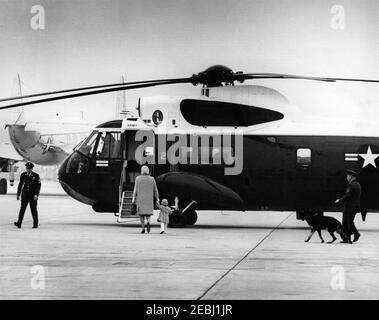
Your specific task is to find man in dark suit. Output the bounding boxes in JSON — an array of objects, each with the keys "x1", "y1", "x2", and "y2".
[
  {"x1": 335, "y1": 169, "x2": 361, "y2": 243},
  {"x1": 14, "y1": 162, "x2": 41, "y2": 229}
]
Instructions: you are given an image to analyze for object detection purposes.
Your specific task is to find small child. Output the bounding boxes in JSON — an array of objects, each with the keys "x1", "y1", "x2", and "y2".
[{"x1": 156, "y1": 199, "x2": 172, "y2": 234}]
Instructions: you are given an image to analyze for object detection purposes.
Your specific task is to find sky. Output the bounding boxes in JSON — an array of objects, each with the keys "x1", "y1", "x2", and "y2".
[{"x1": 0, "y1": 0, "x2": 378, "y2": 125}]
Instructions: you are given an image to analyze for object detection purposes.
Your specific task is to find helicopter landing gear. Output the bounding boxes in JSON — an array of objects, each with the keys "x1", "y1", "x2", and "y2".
[
  {"x1": 169, "y1": 210, "x2": 187, "y2": 228},
  {"x1": 0, "y1": 179, "x2": 7, "y2": 194},
  {"x1": 185, "y1": 208, "x2": 198, "y2": 226},
  {"x1": 181, "y1": 200, "x2": 197, "y2": 226},
  {"x1": 168, "y1": 199, "x2": 197, "y2": 228}
]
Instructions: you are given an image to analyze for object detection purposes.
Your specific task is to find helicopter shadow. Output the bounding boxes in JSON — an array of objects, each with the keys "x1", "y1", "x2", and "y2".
[
  {"x1": 56, "y1": 221, "x2": 379, "y2": 232},
  {"x1": 58, "y1": 221, "x2": 308, "y2": 230}
]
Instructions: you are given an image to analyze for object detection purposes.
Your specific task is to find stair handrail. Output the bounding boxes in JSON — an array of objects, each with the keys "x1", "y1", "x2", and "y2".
[
  {"x1": 119, "y1": 160, "x2": 127, "y2": 207},
  {"x1": 117, "y1": 192, "x2": 125, "y2": 222}
]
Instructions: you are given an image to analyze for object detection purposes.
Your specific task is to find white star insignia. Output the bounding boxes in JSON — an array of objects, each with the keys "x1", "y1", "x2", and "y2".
[{"x1": 359, "y1": 146, "x2": 379, "y2": 168}]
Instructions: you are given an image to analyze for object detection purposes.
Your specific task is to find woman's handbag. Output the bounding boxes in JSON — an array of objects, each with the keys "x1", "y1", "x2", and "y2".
[{"x1": 130, "y1": 203, "x2": 137, "y2": 215}]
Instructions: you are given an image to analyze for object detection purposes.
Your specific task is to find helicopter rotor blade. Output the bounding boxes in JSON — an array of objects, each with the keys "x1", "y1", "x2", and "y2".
[
  {"x1": 236, "y1": 73, "x2": 379, "y2": 83},
  {"x1": 0, "y1": 77, "x2": 192, "y2": 103},
  {"x1": 238, "y1": 73, "x2": 336, "y2": 82},
  {"x1": 2, "y1": 64, "x2": 379, "y2": 110},
  {"x1": 0, "y1": 79, "x2": 192, "y2": 110},
  {"x1": 318, "y1": 77, "x2": 379, "y2": 83}
]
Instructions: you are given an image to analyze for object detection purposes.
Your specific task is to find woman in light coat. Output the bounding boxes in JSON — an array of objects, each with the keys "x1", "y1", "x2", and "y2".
[{"x1": 132, "y1": 165, "x2": 159, "y2": 233}]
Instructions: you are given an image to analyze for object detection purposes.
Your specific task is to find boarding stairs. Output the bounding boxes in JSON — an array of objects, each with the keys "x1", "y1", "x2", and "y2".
[{"x1": 117, "y1": 190, "x2": 138, "y2": 222}]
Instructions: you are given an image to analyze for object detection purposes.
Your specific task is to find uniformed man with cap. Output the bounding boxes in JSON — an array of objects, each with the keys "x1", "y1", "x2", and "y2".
[
  {"x1": 14, "y1": 162, "x2": 41, "y2": 228},
  {"x1": 335, "y1": 169, "x2": 361, "y2": 243}
]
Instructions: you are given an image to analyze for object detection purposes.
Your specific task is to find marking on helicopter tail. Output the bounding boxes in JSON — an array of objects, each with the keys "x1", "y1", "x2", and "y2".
[
  {"x1": 345, "y1": 146, "x2": 379, "y2": 168},
  {"x1": 345, "y1": 153, "x2": 358, "y2": 161}
]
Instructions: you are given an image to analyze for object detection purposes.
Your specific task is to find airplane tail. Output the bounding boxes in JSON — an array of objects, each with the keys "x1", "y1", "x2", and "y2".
[
  {"x1": 12, "y1": 73, "x2": 25, "y2": 125},
  {"x1": 115, "y1": 75, "x2": 127, "y2": 119},
  {"x1": 115, "y1": 75, "x2": 136, "y2": 118}
]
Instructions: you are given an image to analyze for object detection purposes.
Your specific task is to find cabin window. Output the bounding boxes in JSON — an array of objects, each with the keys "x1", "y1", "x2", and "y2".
[
  {"x1": 96, "y1": 132, "x2": 122, "y2": 159},
  {"x1": 297, "y1": 148, "x2": 311, "y2": 165},
  {"x1": 267, "y1": 137, "x2": 277, "y2": 143},
  {"x1": 144, "y1": 146, "x2": 154, "y2": 157}
]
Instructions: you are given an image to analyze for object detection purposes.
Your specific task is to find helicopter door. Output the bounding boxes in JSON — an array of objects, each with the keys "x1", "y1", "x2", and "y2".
[
  {"x1": 123, "y1": 130, "x2": 155, "y2": 189},
  {"x1": 90, "y1": 131, "x2": 123, "y2": 202},
  {"x1": 118, "y1": 130, "x2": 155, "y2": 221},
  {"x1": 295, "y1": 147, "x2": 322, "y2": 209}
]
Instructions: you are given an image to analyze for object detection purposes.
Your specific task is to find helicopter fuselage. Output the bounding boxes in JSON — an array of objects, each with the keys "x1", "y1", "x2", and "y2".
[
  {"x1": 57, "y1": 85, "x2": 379, "y2": 219},
  {"x1": 58, "y1": 123, "x2": 379, "y2": 216}
]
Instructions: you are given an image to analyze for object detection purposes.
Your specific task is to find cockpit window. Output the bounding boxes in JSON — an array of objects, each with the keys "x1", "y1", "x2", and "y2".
[
  {"x1": 95, "y1": 132, "x2": 122, "y2": 159},
  {"x1": 68, "y1": 131, "x2": 122, "y2": 174},
  {"x1": 74, "y1": 130, "x2": 99, "y2": 158}
]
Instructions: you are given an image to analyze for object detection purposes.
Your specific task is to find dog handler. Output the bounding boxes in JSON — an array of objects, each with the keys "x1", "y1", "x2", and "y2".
[{"x1": 335, "y1": 169, "x2": 361, "y2": 243}]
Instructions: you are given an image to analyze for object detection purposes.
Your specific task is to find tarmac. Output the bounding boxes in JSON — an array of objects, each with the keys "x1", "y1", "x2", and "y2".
[{"x1": 1, "y1": 182, "x2": 379, "y2": 300}]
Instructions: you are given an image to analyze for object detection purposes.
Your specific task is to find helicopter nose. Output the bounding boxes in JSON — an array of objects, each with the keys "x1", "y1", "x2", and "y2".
[
  {"x1": 58, "y1": 156, "x2": 69, "y2": 183},
  {"x1": 57, "y1": 152, "x2": 96, "y2": 206},
  {"x1": 58, "y1": 156, "x2": 75, "y2": 197}
]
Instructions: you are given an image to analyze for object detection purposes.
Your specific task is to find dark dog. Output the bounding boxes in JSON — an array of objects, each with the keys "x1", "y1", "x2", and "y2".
[{"x1": 302, "y1": 212, "x2": 342, "y2": 243}]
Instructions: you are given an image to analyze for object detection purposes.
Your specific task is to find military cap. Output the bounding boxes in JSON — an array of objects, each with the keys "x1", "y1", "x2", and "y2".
[
  {"x1": 346, "y1": 169, "x2": 358, "y2": 176},
  {"x1": 25, "y1": 162, "x2": 34, "y2": 169}
]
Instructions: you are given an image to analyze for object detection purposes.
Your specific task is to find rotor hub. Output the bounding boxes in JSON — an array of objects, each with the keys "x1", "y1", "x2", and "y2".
[{"x1": 191, "y1": 65, "x2": 242, "y2": 87}]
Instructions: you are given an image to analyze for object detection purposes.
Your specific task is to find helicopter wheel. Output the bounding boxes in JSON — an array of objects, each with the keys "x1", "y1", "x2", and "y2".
[
  {"x1": 0, "y1": 179, "x2": 7, "y2": 194},
  {"x1": 168, "y1": 210, "x2": 187, "y2": 228},
  {"x1": 185, "y1": 209, "x2": 198, "y2": 226}
]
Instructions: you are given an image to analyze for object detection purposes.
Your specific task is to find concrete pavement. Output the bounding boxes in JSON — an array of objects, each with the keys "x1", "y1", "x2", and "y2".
[{"x1": 1, "y1": 191, "x2": 378, "y2": 299}]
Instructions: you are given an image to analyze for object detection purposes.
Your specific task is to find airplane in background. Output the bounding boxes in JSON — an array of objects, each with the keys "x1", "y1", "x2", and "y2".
[{"x1": 0, "y1": 75, "x2": 127, "y2": 194}]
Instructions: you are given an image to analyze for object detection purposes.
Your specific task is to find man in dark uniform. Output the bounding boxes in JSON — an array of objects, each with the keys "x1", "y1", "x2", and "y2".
[
  {"x1": 335, "y1": 169, "x2": 361, "y2": 243},
  {"x1": 14, "y1": 162, "x2": 41, "y2": 228}
]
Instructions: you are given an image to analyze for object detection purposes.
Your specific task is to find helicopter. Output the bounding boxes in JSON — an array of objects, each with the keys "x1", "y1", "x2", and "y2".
[{"x1": 1, "y1": 64, "x2": 379, "y2": 228}]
